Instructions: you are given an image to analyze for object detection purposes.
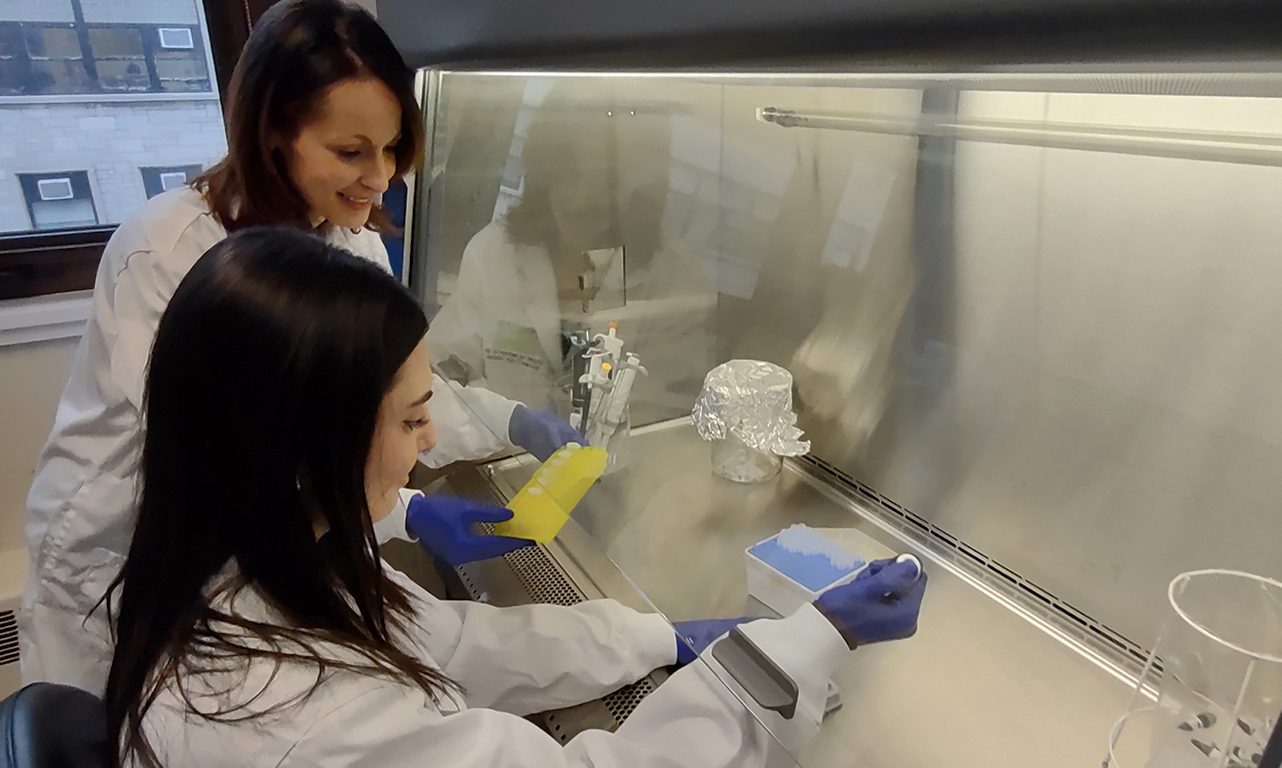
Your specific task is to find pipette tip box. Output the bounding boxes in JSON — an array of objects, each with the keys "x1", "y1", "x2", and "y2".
[
  {"x1": 495, "y1": 443, "x2": 608, "y2": 544},
  {"x1": 746, "y1": 525, "x2": 869, "y2": 617}
]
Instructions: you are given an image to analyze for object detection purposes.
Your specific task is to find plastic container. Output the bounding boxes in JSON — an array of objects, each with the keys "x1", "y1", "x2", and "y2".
[
  {"x1": 1106, "y1": 569, "x2": 1282, "y2": 768},
  {"x1": 495, "y1": 443, "x2": 608, "y2": 544},
  {"x1": 745, "y1": 526, "x2": 868, "y2": 617}
]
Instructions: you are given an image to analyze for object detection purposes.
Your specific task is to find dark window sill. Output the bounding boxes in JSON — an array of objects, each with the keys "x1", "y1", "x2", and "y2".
[{"x1": 0, "y1": 227, "x2": 113, "y2": 300}]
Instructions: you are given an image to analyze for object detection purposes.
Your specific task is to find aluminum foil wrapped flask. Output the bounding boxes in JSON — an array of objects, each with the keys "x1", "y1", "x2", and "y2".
[{"x1": 692, "y1": 360, "x2": 811, "y2": 483}]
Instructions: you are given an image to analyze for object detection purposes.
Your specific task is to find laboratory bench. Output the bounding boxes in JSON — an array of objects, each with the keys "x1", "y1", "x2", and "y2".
[{"x1": 420, "y1": 419, "x2": 1139, "y2": 767}]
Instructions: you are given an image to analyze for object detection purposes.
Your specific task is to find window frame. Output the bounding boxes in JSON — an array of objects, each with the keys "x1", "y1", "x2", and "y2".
[{"x1": 0, "y1": 0, "x2": 282, "y2": 303}]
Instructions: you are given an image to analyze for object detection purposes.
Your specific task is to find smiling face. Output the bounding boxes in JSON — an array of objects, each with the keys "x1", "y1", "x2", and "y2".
[
  {"x1": 284, "y1": 76, "x2": 403, "y2": 229},
  {"x1": 365, "y1": 337, "x2": 437, "y2": 522}
]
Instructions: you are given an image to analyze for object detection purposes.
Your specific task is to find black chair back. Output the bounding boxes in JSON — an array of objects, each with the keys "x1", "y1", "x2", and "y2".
[{"x1": 0, "y1": 684, "x2": 109, "y2": 768}]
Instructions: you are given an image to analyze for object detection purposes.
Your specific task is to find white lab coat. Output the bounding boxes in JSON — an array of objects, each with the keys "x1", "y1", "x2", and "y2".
[
  {"x1": 429, "y1": 221, "x2": 717, "y2": 422},
  {"x1": 20, "y1": 187, "x2": 519, "y2": 695},
  {"x1": 137, "y1": 502, "x2": 848, "y2": 766}
]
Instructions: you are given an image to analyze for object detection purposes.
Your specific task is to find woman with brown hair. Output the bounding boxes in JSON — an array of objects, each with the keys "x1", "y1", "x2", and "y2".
[{"x1": 21, "y1": 0, "x2": 576, "y2": 696}]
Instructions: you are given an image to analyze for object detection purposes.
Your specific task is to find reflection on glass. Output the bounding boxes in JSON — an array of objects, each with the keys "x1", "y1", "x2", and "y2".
[
  {"x1": 416, "y1": 71, "x2": 928, "y2": 766},
  {"x1": 26, "y1": 26, "x2": 81, "y2": 59},
  {"x1": 426, "y1": 79, "x2": 718, "y2": 425},
  {"x1": 155, "y1": 50, "x2": 208, "y2": 88},
  {"x1": 29, "y1": 58, "x2": 91, "y2": 93},
  {"x1": 88, "y1": 27, "x2": 145, "y2": 57},
  {"x1": 414, "y1": 68, "x2": 1282, "y2": 767},
  {"x1": 95, "y1": 58, "x2": 151, "y2": 91}
]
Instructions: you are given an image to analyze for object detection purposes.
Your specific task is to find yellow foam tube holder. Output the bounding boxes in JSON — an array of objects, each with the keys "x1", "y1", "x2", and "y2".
[{"x1": 495, "y1": 444, "x2": 609, "y2": 544}]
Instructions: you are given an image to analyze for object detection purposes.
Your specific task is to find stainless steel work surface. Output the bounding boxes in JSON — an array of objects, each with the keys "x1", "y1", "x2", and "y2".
[{"x1": 485, "y1": 421, "x2": 1136, "y2": 767}]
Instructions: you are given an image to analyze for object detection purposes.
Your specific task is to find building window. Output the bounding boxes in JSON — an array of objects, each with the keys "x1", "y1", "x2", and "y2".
[
  {"x1": 0, "y1": 20, "x2": 211, "y2": 96},
  {"x1": 1, "y1": 0, "x2": 235, "y2": 301},
  {"x1": 24, "y1": 24, "x2": 93, "y2": 94},
  {"x1": 0, "y1": 23, "x2": 26, "y2": 95},
  {"x1": 18, "y1": 172, "x2": 99, "y2": 231},
  {"x1": 150, "y1": 26, "x2": 209, "y2": 93},
  {"x1": 140, "y1": 165, "x2": 203, "y2": 199},
  {"x1": 88, "y1": 27, "x2": 149, "y2": 92}
]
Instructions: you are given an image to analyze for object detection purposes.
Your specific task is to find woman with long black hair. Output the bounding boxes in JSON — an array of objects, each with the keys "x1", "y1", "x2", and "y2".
[{"x1": 104, "y1": 226, "x2": 926, "y2": 767}]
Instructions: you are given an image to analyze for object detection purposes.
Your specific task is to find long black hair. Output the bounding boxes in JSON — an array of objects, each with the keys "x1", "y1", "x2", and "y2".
[
  {"x1": 196, "y1": 0, "x2": 423, "y2": 232},
  {"x1": 101, "y1": 227, "x2": 453, "y2": 768}
]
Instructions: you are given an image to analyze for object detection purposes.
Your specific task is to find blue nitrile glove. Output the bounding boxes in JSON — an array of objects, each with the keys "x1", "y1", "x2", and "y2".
[
  {"x1": 815, "y1": 558, "x2": 928, "y2": 649},
  {"x1": 674, "y1": 617, "x2": 753, "y2": 666},
  {"x1": 509, "y1": 404, "x2": 583, "y2": 462},
  {"x1": 405, "y1": 494, "x2": 534, "y2": 568}
]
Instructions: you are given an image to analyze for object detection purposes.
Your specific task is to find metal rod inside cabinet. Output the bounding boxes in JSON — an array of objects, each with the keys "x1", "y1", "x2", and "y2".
[{"x1": 757, "y1": 106, "x2": 1282, "y2": 167}]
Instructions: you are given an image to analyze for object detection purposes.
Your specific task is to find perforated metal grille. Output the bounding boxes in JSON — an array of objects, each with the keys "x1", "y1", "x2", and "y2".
[
  {"x1": 445, "y1": 468, "x2": 509, "y2": 507},
  {"x1": 602, "y1": 678, "x2": 657, "y2": 722},
  {"x1": 454, "y1": 561, "x2": 485, "y2": 600},
  {"x1": 543, "y1": 712, "x2": 574, "y2": 744},
  {"x1": 0, "y1": 611, "x2": 19, "y2": 667},
  {"x1": 502, "y1": 546, "x2": 582, "y2": 606},
  {"x1": 446, "y1": 467, "x2": 664, "y2": 736}
]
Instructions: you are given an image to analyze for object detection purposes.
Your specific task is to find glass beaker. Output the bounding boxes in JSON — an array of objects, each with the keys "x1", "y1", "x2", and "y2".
[
  {"x1": 1107, "y1": 569, "x2": 1282, "y2": 768},
  {"x1": 555, "y1": 372, "x2": 630, "y2": 475},
  {"x1": 710, "y1": 430, "x2": 782, "y2": 483}
]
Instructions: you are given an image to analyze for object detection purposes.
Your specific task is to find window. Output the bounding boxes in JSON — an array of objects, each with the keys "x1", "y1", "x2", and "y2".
[
  {"x1": 18, "y1": 172, "x2": 99, "y2": 231},
  {"x1": 1, "y1": 0, "x2": 263, "y2": 301},
  {"x1": 140, "y1": 165, "x2": 203, "y2": 199},
  {"x1": 151, "y1": 27, "x2": 210, "y2": 92},
  {"x1": 89, "y1": 27, "x2": 149, "y2": 92},
  {"x1": 0, "y1": 21, "x2": 211, "y2": 96},
  {"x1": 36, "y1": 178, "x2": 74, "y2": 200},
  {"x1": 0, "y1": 23, "x2": 26, "y2": 95},
  {"x1": 158, "y1": 28, "x2": 194, "y2": 49},
  {"x1": 24, "y1": 24, "x2": 93, "y2": 94}
]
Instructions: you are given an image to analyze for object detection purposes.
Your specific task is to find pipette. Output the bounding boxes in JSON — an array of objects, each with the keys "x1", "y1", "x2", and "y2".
[{"x1": 586, "y1": 354, "x2": 646, "y2": 447}]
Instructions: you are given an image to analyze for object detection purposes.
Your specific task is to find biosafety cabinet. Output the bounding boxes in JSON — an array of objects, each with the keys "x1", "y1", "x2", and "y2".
[{"x1": 379, "y1": 1, "x2": 1282, "y2": 764}]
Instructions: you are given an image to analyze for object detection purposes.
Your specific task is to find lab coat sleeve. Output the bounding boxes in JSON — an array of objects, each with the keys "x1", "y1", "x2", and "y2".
[
  {"x1": 108, "y1": 248, "x2": 188, "y2": 411},
  {"x1": 407, "y1": 588, "x2": 678, "y2": 715},
  {"x1": 419, "y1": 374, "x2": 518, "y2": 468},
  {"x1": 291, "y1": 605, "x2": 849, "y2": 767}
]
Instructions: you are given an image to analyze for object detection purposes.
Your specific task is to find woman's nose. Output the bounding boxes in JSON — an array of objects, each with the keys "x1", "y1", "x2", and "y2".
[
  {"x1": 419, "y1": 422, "x2": 437, "y2": 453},
  {"x1": 362, "y1": 155, "x2": 392, "y2": 194}
]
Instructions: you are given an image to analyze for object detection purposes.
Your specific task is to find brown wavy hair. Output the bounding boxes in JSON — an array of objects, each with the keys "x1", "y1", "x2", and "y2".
[{"x1": 194, "y1": 0, "x2": 423, "y2": 232}]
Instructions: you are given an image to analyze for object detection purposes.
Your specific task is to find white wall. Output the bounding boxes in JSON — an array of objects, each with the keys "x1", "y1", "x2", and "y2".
[
  {"x1": 0, "y1": 338, "x2": 76, "y2": 554},
  {"x1": 0, "y1": 0, "x2": 72, "y2": 22},
  {"x1": 80, "y1": 0, "x2": 199, "y2": 24},
  {"x1": 2, "y1": 0, "x2": 197, "y2": 24}
]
